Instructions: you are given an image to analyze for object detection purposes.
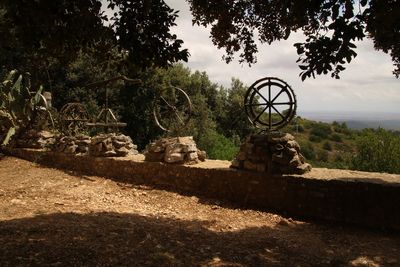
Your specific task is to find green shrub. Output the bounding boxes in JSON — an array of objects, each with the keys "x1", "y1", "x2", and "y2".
[
  {"x1": 317, "y1": 149, "x2": 329, "y2": 162},
  {"x1": 197, "y1": 130, "x2": 239, "y2": 160},
  {"x1": 291, "y1": 124, "x2": 305, "y2": 133},
  {"x1": 309, "y1": 134, "x2": 322, "y2": 143},
  {"x1": 322, "y1": 141, "x2": 332, "y2": 151},
  {"x1": 329, "y1": 133, "x2": 343, "y2": 142},
  {"x1": 351, "y1": 129, "x2": 400, "y2": 174},
  {"x1": 310, "y1": 122, "x2": 332, "y2": 138},
  {"x1": 299, "y1": 141, "x2": 315, "y2": 160}
]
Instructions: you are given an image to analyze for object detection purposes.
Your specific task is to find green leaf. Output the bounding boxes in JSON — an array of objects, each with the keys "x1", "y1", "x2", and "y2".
[
  {"x1": 33, "y1": 85, "x2": 44, "y2": 106},
  {"x1": 1, "y1": 126, "x2": 16, "y2": 146},
  {"x1": 11, "y1": 75, "x2": 23, "y2": 95}
]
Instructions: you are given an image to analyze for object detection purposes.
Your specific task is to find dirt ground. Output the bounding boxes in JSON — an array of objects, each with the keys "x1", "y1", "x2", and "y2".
[{"x1": 0, "y1": 156, "x2": 399, "y2": 266}]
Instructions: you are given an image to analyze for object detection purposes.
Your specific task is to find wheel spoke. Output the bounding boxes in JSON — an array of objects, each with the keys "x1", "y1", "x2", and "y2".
[
  {"x1": 270, "y1": 87, "x2": 286, "y2": 103},
  {"x1": 268, "y1": 83, "x2": 272, "y2": 128},
  {"x1": 253, "y1": 85, "x2": 269, "y2": 104},
  {"x1": 272, "y1": 102, "x2": 293, "y2": 105},
  {"x1": 245, "y1": 103, "x2": 268, "y2": 107},
  {"x1": 159, "y1": 96, "x2": 175, "y2": 109},
  {"x1": 252, "y1": 104, "x2": 269, "y2": 125},
  {"x1": 271, "y1": 105, "x2": 286, "y2": 121},
  {"x1": 174, "y1": 111, "x2": 185, "y2": 124}
]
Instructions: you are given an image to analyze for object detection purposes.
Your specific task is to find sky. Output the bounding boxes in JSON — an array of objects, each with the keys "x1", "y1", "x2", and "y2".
[{"x1": 163, "y1": 0, "x2": 399, "y2": 114}]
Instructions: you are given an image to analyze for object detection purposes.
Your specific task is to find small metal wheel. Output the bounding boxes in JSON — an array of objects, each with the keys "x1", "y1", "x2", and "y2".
[
  {"x1": 60, "y1": 103, "x2": 90, "y2": 135},
  {"x1": 153, "y1": 86, "x2": 192, "y2": 132},
  {"x1": 244, "y1": 77, "x2": 296, "y2": 131}
]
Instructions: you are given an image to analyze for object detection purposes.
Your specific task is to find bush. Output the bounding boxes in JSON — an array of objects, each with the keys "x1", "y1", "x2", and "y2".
[
  {"x1": 310, "y1": 123, "x2": 332, "y2": 138},
  {"x1": 299, "y1": 141, "x2": 315, "y2": 160},
  {"x1": 329, "y1": 133, "x2": 343, "y2": 142},
  {"x1": 197, "y1": 130, "x2": 239, "y2": 160},
  {"x1": 351, "y1": 129, "x2": 400, "y2": 174},
  {"x1": 291, "y1": 124, "x2": 305, "y2": 133},
  {"x1": 322, "y1": 141, "x2": 332, "y2": 151},
  {"x1": 309, "y1": 134, "x2": 322, "y2": 143},
  {"x1": 317, "y1": 149, "x2": 329, "y2": 162},
  {"x1": 333, "y1": 122, "x2": 351, "y2": 135}
]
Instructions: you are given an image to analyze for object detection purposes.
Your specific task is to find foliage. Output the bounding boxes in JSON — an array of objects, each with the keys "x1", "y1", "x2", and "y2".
[
  {"x1": 330, "y1": 133, "x2": 343, "y2": 142},
  {"x1": 0, "y1": 0, "x2": 188, "y2": 87},
  {"x1": 298, "y1": 141, "x2": 316, "y2": 160},
  {"x1": 108, "y1": 0, "x2": 189, "y2": 68},
  {"x1": 197, "y1": 130, "x2": 239, "y2": 160},
  {"x1": 309, "y1": 122, "x2": 332, "y2": 138},
  {"x1": 322, "y1": 141, "x2": 332, "y2": 151},
  {"x1": 309, "y1": 134, "x2": 322, "y2": 143},
  {"x1": 188, "y1": 0, "x2": 400, "y2": 79},
  {"x1": 350, "y1": 129, "x2": 400, "y2": 174},
  {"x1": 0, "y1": 70, "x2": 44, "y2": 145},
  {"x1": 317, "y1": 149, "x2": 329, "y2": 162},
  {"x1": 332, "y1": 121, "x2": 351, "y2": 135}
]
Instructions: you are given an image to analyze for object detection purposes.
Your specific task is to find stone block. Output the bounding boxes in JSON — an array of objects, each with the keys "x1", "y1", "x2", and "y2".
[
  {"x1": 285, "y1": 147, "x2": 297, "y2": 157},
  {"x1": 230, "y1": 158, "x2": 241, "y2": 168},
  {"x1": 145, "y1": 152, "x2": 164, "y2": 162},
  {"x1": 243, "y1": 160, "x2": 258, "y2": 171},
  {"x1": 286, "y1": 140, "x2": 300, "y2": 151},
  {"x1": 164, "y1": 152, "x2": 185, "y2": 163},
  {"x1": 187, "y1": 152, "x2": 198, "y2": 161},
  {"x1": 295, "y1": 163, "x2": 312, "y2": 174},
  {"x1": 182, "y1": 143, "x2": 197, "y2": 153},
  {"x1": 256, "y1": 163, "x2": 267, "y2": 172},
  {"x1": 197, "y1": 150, "x2": 207, "y2": 161},
  {"x1": 289, "y1": 154, "x2": 302, "y2": 167}
]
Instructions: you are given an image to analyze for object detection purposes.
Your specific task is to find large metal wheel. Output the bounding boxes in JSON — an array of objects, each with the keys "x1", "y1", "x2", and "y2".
[
  {"x1": 153, "y1": 86, "x2": 192, "y2": 132},
  {"x1": 60, "y1": 103, "x2": 90, "y2": 135},
  {"x1": 244, "y1": 77, "x2": 296, "y2": 131}
]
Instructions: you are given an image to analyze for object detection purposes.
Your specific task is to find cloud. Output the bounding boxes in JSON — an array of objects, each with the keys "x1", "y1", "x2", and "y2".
[{"x1": 167, "y1": 1, "x2": 400, "y2": 113}]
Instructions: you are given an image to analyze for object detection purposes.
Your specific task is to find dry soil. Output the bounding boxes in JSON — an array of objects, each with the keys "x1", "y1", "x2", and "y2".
[{"x1": 0, "y1": 156, "x2": 399, "y2": 266}]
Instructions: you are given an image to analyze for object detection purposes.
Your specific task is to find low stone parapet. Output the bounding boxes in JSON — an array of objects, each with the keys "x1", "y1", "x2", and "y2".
[{"x1": 3, "y1": 147, "x2": 400, "y2": 230}]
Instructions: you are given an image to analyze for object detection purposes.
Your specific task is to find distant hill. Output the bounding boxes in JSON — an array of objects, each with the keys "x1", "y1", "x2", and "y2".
[
  {"x1": 299, "y1": 111, "x2": 400, "y2": 130},
  {"x1": 339, "y1": 120, "x2": 400, "y2": 130}
]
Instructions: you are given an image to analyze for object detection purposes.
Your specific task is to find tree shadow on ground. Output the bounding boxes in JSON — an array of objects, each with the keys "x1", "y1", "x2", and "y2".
[{"x1": 0, "y1": 212, "x2": 399, "y2": 266}]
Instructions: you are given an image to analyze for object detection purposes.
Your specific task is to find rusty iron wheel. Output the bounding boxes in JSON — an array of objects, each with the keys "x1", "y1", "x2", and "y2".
[
  {"x1": 244, "y1": 77, "x2": 297, "y2": 131},
  {"x1": 60, "y1": 103, "x2": 90, "y2": 135},
  {"x1": 153, "y1": 86, "x2": 192, "y2": 132}
]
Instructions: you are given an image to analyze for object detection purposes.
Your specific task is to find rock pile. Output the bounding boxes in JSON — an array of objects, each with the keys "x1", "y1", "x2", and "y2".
[
  {"x1": 16, "y1": 130, "x2": 55, "y2": 149},
  {"x1": 54, "y1": 134, "x2": 91, "y2": 155},
  {"x1": 145, "y1": 136, "x2": 206, "y2": 164},
  {"x1": 89, "y1": 133, "x2": 138, "y2": 157},
  {"x1": 231, "y1": 133, "x2": 312, "y2": 174}
]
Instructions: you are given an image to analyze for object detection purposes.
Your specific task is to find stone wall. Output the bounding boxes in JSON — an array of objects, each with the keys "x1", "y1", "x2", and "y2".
[
  {"x1": 231, "y1": 133, "x2": 311, "y2": 174},
  {"x1": 4, "y1": 148, "x2": 400, "y2": 230}
]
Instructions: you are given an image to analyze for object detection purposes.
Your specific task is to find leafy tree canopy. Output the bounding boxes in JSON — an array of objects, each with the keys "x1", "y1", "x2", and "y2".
[
  {"x1": 188, "y1": 0, "x2": 400, "y2": 80},
  {"x1": 0, "y1": 0, "x2": 188, "y2": 82}
]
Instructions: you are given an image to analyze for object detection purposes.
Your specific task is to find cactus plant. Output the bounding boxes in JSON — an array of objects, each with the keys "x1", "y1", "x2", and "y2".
[{"x1": 0, "y1": 70, "x2": 45, "y2": 145}]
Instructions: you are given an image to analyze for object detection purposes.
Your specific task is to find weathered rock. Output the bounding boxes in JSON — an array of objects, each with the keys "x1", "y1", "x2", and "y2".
[
  {"x1": 197, "y1": 150, "x2": 207, "y2": 162},
  {"x1": 89, "y1": 133, "x2": 138, "y2": 157},
  {"x1": 64, "y1": 144, "x2": 78, "y2": 154},
  {"x1": 165, "y1": 152, "x2": 185, "y2": 163},
  {"x1": 145, "y1": 136, "x2": 205, "y2": 164},
  {"x1": 16, "y1": 130, "x2": 55, "y2": 149},
  {"x1": 295, "y1": 163, "x2": 312, "y2": 174},
  {"x1": 187, "y1": 152, "x2": 199, "y2": 161},
  {"x1": 267, "y1": 133, "x2": 295, "y2": 144},
  {"x1": 231, "y1": 133, "x2": 311, "y2": 175}
]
